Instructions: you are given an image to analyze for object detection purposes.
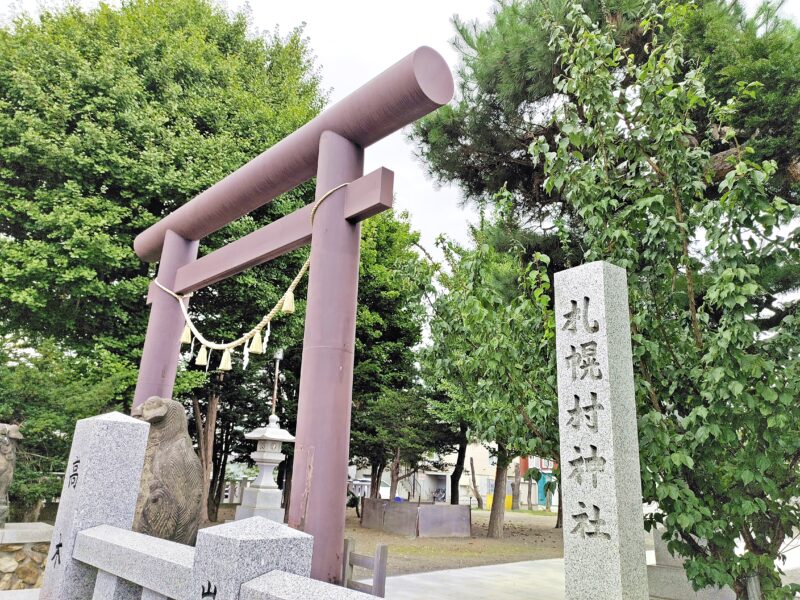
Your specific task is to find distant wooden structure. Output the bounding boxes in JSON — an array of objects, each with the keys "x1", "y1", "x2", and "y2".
[{"x1": 342, "y1": 538, "x2": 388, "y2": 597}]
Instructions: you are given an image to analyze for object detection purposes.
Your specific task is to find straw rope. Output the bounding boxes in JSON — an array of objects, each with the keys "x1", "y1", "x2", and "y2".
[{"x1": 153, "y1": 182, "x2": 349, "y2": 352}]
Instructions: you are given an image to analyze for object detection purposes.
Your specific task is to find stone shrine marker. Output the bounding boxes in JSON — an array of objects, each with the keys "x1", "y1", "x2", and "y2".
[{"x1": 554, "y1": 261, "x2": 649, "y2": 599}]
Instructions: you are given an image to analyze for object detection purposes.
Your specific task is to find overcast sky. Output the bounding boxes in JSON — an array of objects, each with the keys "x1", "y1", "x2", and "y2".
[{"x1": 4, "y1": 0, "x2": 799, "y2": 261}]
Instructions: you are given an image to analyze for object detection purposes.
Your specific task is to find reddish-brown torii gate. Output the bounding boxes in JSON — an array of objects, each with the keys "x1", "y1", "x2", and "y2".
[{"x1": 131, "y1": 47, "x2": 453, "y2": 583}]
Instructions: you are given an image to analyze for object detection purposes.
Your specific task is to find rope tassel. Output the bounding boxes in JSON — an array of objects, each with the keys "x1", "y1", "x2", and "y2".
[
  {"x1": 281, "y1": 291, "x2": 295, "y2": 315},
  {"x1": 180, "y1": 324, "x2": 192, "y2": 345},
  {"x1": 249, "y1": 329, "x2": 264, "y2": 354},
  {"x1": 195, "y1": 346, "x2": 208, "y2": 366},
  {"x1": 218, "y1": 348, "x2": 233, "y2": 371}
]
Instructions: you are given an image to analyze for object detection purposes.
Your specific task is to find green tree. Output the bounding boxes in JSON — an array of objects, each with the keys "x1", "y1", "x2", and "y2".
[
  {"x1": 531, "y1": 3, "x2": 800, "y2": 596},
  {"x1": 0, "y1": 340, "x2": 132, "y2": 517},
  {"x1": 0, "y1": 0, "x2": 445, "y2": 530},
  {"x1": 349, "y1": 210, "x2": 439, "y2": 497},
  {"x1": 0, "y1": 0, "x2": 323, "y2": 519},
  {"x1": 426, "y1": 200, "x2": 560, "y2": 538},
  {"x1": 0, "y1": 0, "x2": 322, "y2": 371},
  {"x1": 411, "y1": 0, "x2": 800, "y2": 219}
]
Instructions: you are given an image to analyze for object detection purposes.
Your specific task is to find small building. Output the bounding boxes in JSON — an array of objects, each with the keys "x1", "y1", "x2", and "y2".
[{"x1": 350, "y1": 445, "x2": 559, "y2": 509}]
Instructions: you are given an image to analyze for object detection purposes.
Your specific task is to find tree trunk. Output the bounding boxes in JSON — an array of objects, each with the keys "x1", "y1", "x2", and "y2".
[
  {"x1": 194, "y1": 374, "x2": 222, "y2": 525},
  {"x1": 369, "y1": 460, "x2": 384, "y2": 499},
  {"x1": 487, "y1": 447, "x2": 510, "y2": 539},
  {"x1": 527, "y1": 476, "x2": 533, "y2": 509},
  {"x1": 450, "y1": 423, "x2": 468, "y2": 505},
  {"x1": 282, "y1": 458, "x2": 293, "y2": 522},
  {"x1": 555, "y1": 481, "x2": 563, "y2": 529},
  {"x1": 208, "y1": 420, "x2": 231, "y2": 523},
  {"x1": 511, "y1": 462, "x2": 521, "y2": 511},
  {"x1": 470, "y1": 456, "x2": 484, "y2": 510},
  {"x1": 388, "y1": 448, "x2": 401, "y2": 500}
]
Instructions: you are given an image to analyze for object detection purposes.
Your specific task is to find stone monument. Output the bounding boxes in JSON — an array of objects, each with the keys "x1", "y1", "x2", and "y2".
[
  {"x1": 132, "y1": 396, "x2": 202, "y2": 545},
  {"x1": 554, "y1": 261, "x2": 649, "y2": 599},
  {"x1": 235, "y1": 415, "x2": 295, "y2": 523},
  {"x1": 0, "y1": 424, "x2": 23, "y2": 528}
]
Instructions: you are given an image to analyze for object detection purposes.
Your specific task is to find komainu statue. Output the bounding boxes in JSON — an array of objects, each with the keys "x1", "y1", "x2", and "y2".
[
  {"x1": 133, "y1": 397, "x2": 202, "y2": 545},
  {"x1": 0, "y1": 424, "x2": 23, "y2": 527}
]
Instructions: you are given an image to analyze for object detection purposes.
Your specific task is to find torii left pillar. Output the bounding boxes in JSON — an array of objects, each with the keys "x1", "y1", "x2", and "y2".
[{"x1": 132, "y1": 230, "x2": 198, "y2": 410}]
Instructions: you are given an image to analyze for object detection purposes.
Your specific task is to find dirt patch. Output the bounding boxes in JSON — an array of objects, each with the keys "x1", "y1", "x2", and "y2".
[{"x1": 346, "y1": 507, "x2": 564, "y2": 577}]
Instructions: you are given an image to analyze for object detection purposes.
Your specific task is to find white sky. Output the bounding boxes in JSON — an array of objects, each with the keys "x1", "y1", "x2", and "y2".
[{"x1": 3, "y1": 0, "x2": 799, "y2": 261}]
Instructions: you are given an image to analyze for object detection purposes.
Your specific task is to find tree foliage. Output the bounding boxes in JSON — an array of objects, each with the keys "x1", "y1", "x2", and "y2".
[
  {"x1": 530, "y1": 3, "x2": 800, "y2": 596},
  {"x1": 0, "y1": 0, "x2": 322, "y2": 366},
  {"x1": 0, "y1": 340, "x2": 131, "y2": 516},
  {"x1": 349, "y1": 211, "x2": 441, "y2": 493},
  {"x1": 425, "y1": 198, "x2": 560, "y2": 537},
  {"x1": 411, "y1": 0, "x2": 800, "y2": 221},
  {"x1": 0, "y1": 0, "x2": 325, "y2": 509}
]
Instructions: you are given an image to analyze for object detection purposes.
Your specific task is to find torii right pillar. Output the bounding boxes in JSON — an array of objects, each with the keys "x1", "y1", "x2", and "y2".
[{"x1": 287, "y1": 131, "x2": 363, "y2": 583}]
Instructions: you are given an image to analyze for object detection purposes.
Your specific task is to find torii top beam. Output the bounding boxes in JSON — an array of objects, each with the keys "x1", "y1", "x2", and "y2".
[{"x1": 134, "y1": 46, "x2": 453, "y2": 263}]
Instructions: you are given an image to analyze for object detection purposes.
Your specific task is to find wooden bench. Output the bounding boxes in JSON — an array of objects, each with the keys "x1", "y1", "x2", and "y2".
[{"x1": 342, "y1": 538, "x2": 388, "y2": 597}]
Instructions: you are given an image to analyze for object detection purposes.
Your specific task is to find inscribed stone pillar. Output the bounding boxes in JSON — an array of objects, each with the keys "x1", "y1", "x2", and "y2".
[
  {"x1": 39, "y1": 412, "x2": 149, "y2": 600},
  {"x1": 554, "y1": 261, "x2": 649, "y2": 599}
]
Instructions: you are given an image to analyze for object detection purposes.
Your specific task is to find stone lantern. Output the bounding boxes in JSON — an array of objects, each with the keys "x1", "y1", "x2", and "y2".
[
  {"x1": 234, "y1": 413, "x2": 295, "y2": 523},
  {"x1": 235, "y1": 348, "x2": 294, "y2": 523}
]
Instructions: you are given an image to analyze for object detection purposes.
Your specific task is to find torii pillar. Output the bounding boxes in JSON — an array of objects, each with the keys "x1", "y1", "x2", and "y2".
[{"x1": 287, "y1": 131, "x2": 363, "y2": 582}]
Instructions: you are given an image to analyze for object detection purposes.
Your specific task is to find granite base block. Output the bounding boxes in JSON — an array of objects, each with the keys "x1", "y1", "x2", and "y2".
[
  {"x1": 0, "y1": 590, "x2": 40, "y2": 599},
  {"x1": 0, "y1": 524, "x2": 53, "y2": 546},
  {"x1": 241, "y1": 571, "x2": 374, "y2": 600},
  {"x1": 648, "y1": 565, "x2": 735, "y2": 600}
]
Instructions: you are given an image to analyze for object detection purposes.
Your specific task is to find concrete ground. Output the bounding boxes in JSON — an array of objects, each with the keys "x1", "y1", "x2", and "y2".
[
  {"x1": 382, "y1": 552, "x2": 659, "y2": 600},
  {"x1": 382, "y1": 547, "x2": 800, "y2": 600},
  {"x1": 384, "y1": 558, "x2": 565, "y2": 600}
]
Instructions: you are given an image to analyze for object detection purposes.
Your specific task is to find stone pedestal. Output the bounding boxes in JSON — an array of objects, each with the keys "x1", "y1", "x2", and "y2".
[
  {"x1": 647, "y1": 528, "x2": 734, "y2": 600},
  {"x1": 235, "y1": 416, "x2": 295, "y2": 523}
]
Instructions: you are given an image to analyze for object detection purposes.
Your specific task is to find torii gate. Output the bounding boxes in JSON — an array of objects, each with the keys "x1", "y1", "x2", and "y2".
[{"x1": 131, "y1": 47, "x2": 453, "y2": 583}]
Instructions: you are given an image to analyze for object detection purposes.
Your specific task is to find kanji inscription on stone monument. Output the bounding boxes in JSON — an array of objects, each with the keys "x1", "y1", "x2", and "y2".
[{"x1": 554, "y1": 261, "x2": 649, "y2": 599}]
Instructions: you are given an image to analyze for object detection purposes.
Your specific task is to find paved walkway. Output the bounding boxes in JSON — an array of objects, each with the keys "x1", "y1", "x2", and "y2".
[
  {"x1": 384, "y1": 548, "x2": 800, "y2": 600},
  {"x1": 384, "y1": 559, "x2": 565, "y2": 600}
]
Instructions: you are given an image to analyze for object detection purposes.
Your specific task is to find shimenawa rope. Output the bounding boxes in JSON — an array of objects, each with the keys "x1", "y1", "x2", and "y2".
[{"x1": 152, "y1": 182, "x2": 348, "y2": 365}]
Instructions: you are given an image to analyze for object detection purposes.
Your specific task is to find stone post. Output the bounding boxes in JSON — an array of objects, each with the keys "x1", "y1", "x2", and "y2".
[
  {"x1": 39, "y1": 412, "x2": 149, "y2": 600},
  {"x1": 190, "y1": 517, "x2": 312, "y2": 600},
  {"x1": 554, "y1": 261, "x2": 649, "y2": 599},
  {"x1": 91, "y1": 571, "x2": 140, "y2": 600},
  {"x1": 235, "y1": 415, "x2": 295, "y2": 523}
]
